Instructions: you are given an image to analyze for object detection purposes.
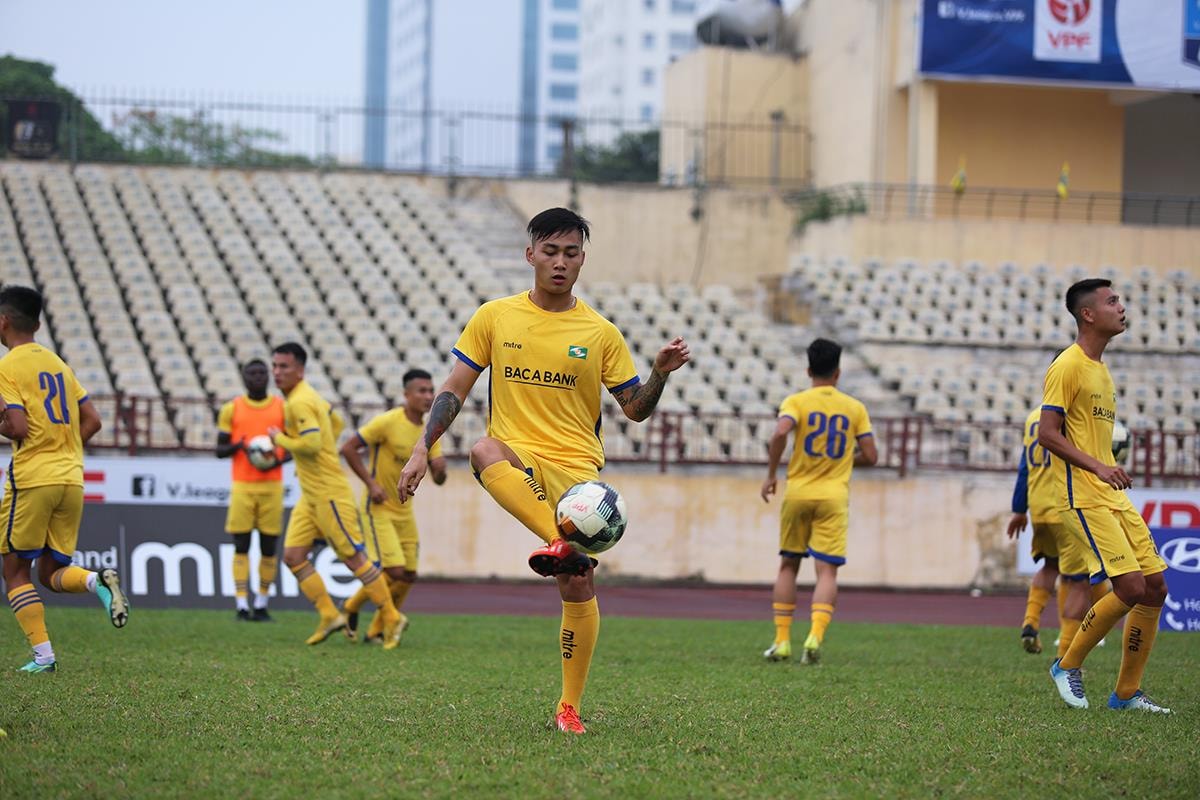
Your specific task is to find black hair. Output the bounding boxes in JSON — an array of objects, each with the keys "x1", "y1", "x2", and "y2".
[
  {"x1": 0, "y1": 285, "x2": 42, "y2": 333},
  {"x1": 403, "y1": 368, "x2": 432, "y2": 386},
  {"x1": 242, "y1": 358, "x2": 268, "y2": 371},
  {"x1": 272, "y1": 342, "x2": 307, "y2": 365},
  {"x1": 1065, "y1": 278, "x2": 1112, "y2": 321},
  {"x1": 527, "y1": 207, "x2": 590, "y2": 245},
  {"x1": 807, "y1": 338, "x2": 841, "y2": 379}
]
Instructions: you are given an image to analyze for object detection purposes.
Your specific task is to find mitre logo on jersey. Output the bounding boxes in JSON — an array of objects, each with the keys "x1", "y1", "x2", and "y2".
[
  {"x1": 1034, "y1": 0, "x2": 1100, "y2": 63},
  {"x1": 567, "y1": 345, "x2": 588, "y2": 360}
]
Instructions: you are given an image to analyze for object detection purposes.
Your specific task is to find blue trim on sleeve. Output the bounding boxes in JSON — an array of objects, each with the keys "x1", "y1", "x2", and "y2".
[
  {"x1": 78, "y1": 395, "x2": 89, "y2": 404},
  {"x1": 1011, "y1": 456, "x2": 1029, "y2": 514},
  {"x1": 1041, "y1": 404, "x2": 1065, "y2": 414},
  {"x1": 608, "y1": 375, "x2": 640, "y2": 394},
  {"x1": 355, "y1": 431, "x2": 366, "y2": 447},
  {"x1": 856, "y1": 431, "x2": 873, "y2": 440},
  {"x1": 451, "y1": 348, "x2": 484, "y2": 372},
  {"x1": 780, "y1": 414, "x2": 798, "y2": 424},
  {"x1": 5, "y1": 403, "x2": 24, "y2": 410},
  {"x1": 298, "y1": 428, "x2": 319, "y2": 436}
]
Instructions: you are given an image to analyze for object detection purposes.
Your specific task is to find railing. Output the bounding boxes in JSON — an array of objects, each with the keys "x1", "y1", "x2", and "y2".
[
  {"x1": 2, "y1": 91, "x2": 812, "y2": 188},
  {"x1": 786, "y1": 183, "x2": 1200, "y2": 228},
  {"x1": 83, "y1": 395, "x2": 1200, "y2": 486}
]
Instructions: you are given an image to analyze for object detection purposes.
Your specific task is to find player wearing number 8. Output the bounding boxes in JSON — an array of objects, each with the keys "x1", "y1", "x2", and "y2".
[
  {"x1": 0, "y1": 285, "x2": 126, "y2": 674},
  {"x1": 760, "y1": 339, "x2": 875, "y2": 665}
]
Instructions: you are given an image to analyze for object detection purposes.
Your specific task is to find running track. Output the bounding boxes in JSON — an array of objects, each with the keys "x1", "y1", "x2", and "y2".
[{"x1": 405, "y1": 581, "x2": 1026, "y2": 627}]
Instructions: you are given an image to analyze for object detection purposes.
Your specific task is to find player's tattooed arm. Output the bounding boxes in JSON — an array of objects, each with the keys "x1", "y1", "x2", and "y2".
[
  {"x1": 614, "y1": 369, "x2": 668, "y2": 422},
  {"x1": 423, "y1": 391, "x2": 462, "y2": 449}
]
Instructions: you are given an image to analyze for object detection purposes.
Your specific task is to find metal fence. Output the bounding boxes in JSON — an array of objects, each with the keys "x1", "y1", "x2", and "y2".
[
  {"x1": 2, "y1": 91, "x2": 812, "y2": 188},
  {"x1": 787, "y1": 183, "x2": 1200, "y2": 228},
  {"x1": 85, "y1": 396, "x2": 1200, "y2": 486}
]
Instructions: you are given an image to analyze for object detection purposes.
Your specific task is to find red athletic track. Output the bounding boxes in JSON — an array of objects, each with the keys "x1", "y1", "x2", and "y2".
[{"x1": 405, "y1": 581, "x2": 1027, "y2": 627}]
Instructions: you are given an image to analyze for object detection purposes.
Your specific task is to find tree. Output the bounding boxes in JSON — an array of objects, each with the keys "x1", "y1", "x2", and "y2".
[
  {"x1": 0, "y1": 55, "x2": 125, "y2": 161},
  {"x1": 571, "y1": 129, "x2": 659, "y2": 184},
  {"x1": 111, "y1": 110, "x2": 314, "y2": 168}
]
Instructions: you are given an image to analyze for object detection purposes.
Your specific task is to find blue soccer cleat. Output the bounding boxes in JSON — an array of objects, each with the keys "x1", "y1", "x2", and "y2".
[
  {"x1": 1108, "y1": 690, "x2": 1170, "y2": 714},
  {"x1": 18, "y1": 659, "x2": 56, "y2": 674},
  {"x1": 96, "y1": 568, "x2": 130, "y2": 628},
  {"x1": 1049, "y1": 658, "x2": 1088, "y2": 709}
]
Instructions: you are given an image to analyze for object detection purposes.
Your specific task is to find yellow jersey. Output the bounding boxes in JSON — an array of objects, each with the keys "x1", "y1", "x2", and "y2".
[
  {"x1": 0, "y1": 343, "x2": 88, "y2": 489},
  {"x1": 274, "y1": 379, "x2": 352, "y2": 500},
  {"x1": 452, "y1": 292, "x2": 639, "y2": 469},
  {"x1": 355, "y1": 407, "x2": 443, "y2": 516},
  {"x1": 1041, "y1": 343, "x2": 1121, "y2": 509},
  {"x1": 778, "y1": 386, "x2": 872, "y2": 500},
  {"x1": 1020, "y1": 407, "x2": 1066, "y2": 520}
]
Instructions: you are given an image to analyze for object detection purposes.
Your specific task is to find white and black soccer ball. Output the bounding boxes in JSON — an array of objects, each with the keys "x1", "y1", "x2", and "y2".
[
  {"x1": 556, "y1": 481, "x2": 628, "y2": 555},
  {"x1": 246, "y1": 435, "x2": 278, "y2": 470},
  {"x1": 1111, "y1": 421, "x2": 1131, "y2": 465}
]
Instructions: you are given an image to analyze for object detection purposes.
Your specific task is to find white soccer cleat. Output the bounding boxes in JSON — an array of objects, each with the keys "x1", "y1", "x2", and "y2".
[
  {"x1": 1107, "y1": 691, "x2": 1170, "y2": 714},
  {"x1": 1049, "y1": 658, "x2": 1088, "y2": 709}
]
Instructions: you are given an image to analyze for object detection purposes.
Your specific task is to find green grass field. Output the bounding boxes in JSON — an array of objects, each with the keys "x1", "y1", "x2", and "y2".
[{"x1": 0, "y1": 607, "x2": 1196, "y2": 799}]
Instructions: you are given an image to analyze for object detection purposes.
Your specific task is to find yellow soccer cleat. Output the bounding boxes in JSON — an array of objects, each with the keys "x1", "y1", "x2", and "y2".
[
  {"x1": 305, "y1": 613, "x2": 347, "y2": 646},
  {"x1": 763, "y1": 640, "x2": 791, "y2": 661},
  {"x1": 382, "y1": 612, "x2": 410, "y2": 651},
  {"x1": 800, "y1": 633, "x2": 821, "y2": 665}
]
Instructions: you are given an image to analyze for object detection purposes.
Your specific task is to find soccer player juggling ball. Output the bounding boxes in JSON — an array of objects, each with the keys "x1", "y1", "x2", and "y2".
[
  {"x1": 397, "y1": 208, "x2": 690, "y2": 734},
  {"x1": 1042, "y1": 279, "x2": 1170, "y2": 713}
]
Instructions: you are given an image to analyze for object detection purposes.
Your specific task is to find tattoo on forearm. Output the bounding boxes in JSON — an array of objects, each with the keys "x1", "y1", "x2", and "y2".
[
  {"x1": 616, "y1": 369, "x2": 668, "y2": 421},
  {"x1": 424, "y1": 391, "x2": 462, "y2": 449}
]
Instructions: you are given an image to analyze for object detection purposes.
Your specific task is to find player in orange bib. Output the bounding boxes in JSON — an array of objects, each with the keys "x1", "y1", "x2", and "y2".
[{"x1": 216, "y1": 359, "x2": 286, "y2": 622}]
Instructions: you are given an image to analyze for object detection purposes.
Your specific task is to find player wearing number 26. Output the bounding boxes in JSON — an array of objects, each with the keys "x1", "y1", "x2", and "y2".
[{"x1": 760, "y1": 338, "x2": 875, "y2": 666}]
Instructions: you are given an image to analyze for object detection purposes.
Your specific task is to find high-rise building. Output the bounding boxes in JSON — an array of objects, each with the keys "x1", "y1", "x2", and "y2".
[
  {"x1": 579, "y1": 0, "x2": 701, "y2": 141},
  {"x1": 363, "y1": 0, "x2": 434, "y2": 171},
  {"x1": 518, "y1": 0, "x2": 583, "y2": 174}
]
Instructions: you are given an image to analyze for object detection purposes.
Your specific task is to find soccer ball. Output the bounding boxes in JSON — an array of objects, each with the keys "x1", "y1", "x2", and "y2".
[
  {"x1": 1111, "y1": 421, "x2": 1130, "y2": 465},
  {"x1": 555, "y1": 481, "x2": 628, "y2": 555},
  {"x1": 246, "y1": 435, "x2": 277, "y2": 470}
]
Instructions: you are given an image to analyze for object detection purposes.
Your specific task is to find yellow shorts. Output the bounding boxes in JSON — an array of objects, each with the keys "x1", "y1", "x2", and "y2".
[
  {"x1": 284, "y1": 493, "x2": 365, "y2": 561},
  {"x1": 779, "y1": 495, "x2": 848, "y2": 565},
  {"x1": 225, "y1": 482, "x2": 284, "y2": 535},
  {"x1": 1, "y1": 483, "x2": 83, "y2": 565},
  {"x1": 1031, "y1": 517, "x2": 1095, "y2": 579},
  {"x1": 362, "y1": 502, "x2": 419, "y2": 571},
  {"x1": 507, "y1": 443, "x2": 598, "y2": 512},
  {"x1": 1070, "y1": 503, "x2": 1167, "y2": 582}
]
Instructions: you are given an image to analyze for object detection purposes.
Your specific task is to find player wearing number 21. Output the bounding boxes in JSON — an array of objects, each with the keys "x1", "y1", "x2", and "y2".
[{"x1": 760, "y1": 338, "x2": 875, "y2": 666}]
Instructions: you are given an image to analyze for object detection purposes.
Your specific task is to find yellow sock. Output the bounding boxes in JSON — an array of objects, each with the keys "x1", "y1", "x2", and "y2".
[
  {"x1": 480, "y1": 461, "x2": 557, "y2": 544},
  {"x1": 352, "y1": 562, "x2": 396, "y2": 621},
  {"x1": 366, "y1": 611, "x2": 384, "y2": 640},
  {"x1": 1090, "y1": 580, "x2": 1110, "y2": 603},
  {"x1": 233, "y1": 554, "x2": 250, "y2": 601},
  {"x1": 289, "y1": 562, "x2": 338, "y2": 618},
  {"x1": 8, "y1": 585, "x2": 49, "y2": 649},
  {"x1": 558, "y1": 597, "x2": 599, "y2": 715},
  {"x1": 258, "y1": 552, "x2": 278, "y2": 597},
  {"x1": 1114, "y1": 604, "x2": 1161, "y2": 700},
  {"x1": 1057, "y1": 618, "x2": 1081, "y2": 659},
  {"x1": 48, "y1": 565, "x2": 93, "y2": 593},
  {"x1": 344, "y1": 584, "x2": 372, "y2": 614},
  {"x1": 391, "y1": 579, "x2": 414, "y2": 612},
  {"x1": 1055, "y1": 584, "x2": 1067, "y2": 632},
  {"x1": 1060, "y1": 591, "x2": 1130, "y2": 670},
  {"x1": 1023, "y1": 586, "x2": 1051, "y2": 629},
  {"x1": 809, "y1": 602, "x2": 834, "y2": 645},
  {"x1": 772, "y1": 602, "x2": 795, "y2": 644}
]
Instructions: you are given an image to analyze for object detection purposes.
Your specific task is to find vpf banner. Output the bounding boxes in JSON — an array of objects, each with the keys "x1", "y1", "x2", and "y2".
[
  {"x1": 1129, "y1": 488, "x2": 1200, "y2": 633},
  {"x1": 921, "y1": 0, "x2": 1200, "y2": 91}
]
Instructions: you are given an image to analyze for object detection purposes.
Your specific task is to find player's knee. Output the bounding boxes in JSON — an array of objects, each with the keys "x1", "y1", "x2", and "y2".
[
  {"x1": 384, "y1": 566, "x2": 407, "y2": 582},
  {"x1": 231, "y1": 533, "x2": 252, "y2": 554},
  {"x1": 468, "y1": 437, "x2": 508, "y2": 472},
  {"x1": 259, "y1": 534, "x2": 279, "y2": 558},
  {"x1": 282, "y1": 548, "x2": 307, "y2": 568},
  {"x1": 1143, "y1": 573, "x2": 1168, "y2": 606},
  {"x1": 1112, "y1": 572, "x2": 1147, "y2": 606}
]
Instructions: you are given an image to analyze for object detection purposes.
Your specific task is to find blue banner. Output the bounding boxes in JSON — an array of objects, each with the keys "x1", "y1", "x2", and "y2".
[
  {"x1": 920, "y1": 0, "x2": 1200, "y2": 91},
  {"x1": 1153, "y1": 527, "x2": 1200, "y2": 632}
]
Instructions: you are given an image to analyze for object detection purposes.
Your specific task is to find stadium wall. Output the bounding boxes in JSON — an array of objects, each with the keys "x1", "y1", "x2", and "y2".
[
  {"x1": 794, "y1": 215, "x2": 1200, "y2": 274},
  {"x1": 502, "y1": 179, "x2": 794, "y2": 288}
]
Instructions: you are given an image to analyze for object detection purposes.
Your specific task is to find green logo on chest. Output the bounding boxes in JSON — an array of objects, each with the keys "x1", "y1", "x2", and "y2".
[{"x1": 567, "y1": 345, "x2": 588, "y2": 360}]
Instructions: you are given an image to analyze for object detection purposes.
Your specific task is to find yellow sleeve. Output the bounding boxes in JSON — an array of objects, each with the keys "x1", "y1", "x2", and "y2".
[
  {"x1": 778, "y1": 395, "x2": 801, "y2": 423},
  {"x1": 276, "y1": 396, "x2": 322, "y2": 455},
  {"x1": 855, "y1": 401, "x2": 873, "y2": 439},
  {"x1": 66, "y1": 368, "x2": 88, "y2": 404},
  {"x1": 451, "y1": 304, "x2": 494, "y2": 372},
  {"x1": 217, "y1": 401, "x2": 235, "y2": 434},
  {"x1": 601, "y1": 324, "x2": 639, "y2": 393},
  {"x1": 330, "y1": 407, "x2": 345, "y2": 440},
  {"x1": 356, "y1": 412, "x2": 388, "y2": 446},
  {"x1": 0, "y1": 360, "x2": 23, "y2": 411},
  {"x1": 1041, "y1": 358, "x2": 1075, "y2": 415}
]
